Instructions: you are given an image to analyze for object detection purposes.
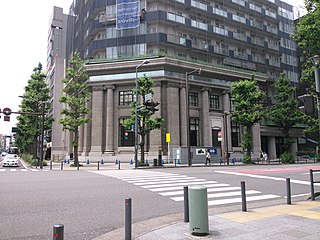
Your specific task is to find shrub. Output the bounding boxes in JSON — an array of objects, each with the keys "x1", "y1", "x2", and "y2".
[
  {"x1": 280, "y1": 152, "x2": 295, "y2": 164},
  {"x1": 242, "y1": 154, "x2": 252, "y2": 164}
]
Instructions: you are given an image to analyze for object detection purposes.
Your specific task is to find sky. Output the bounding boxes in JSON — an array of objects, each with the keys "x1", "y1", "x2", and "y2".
[{"x1": 0, "y1": 0, "x2": 306, "y2": 135}]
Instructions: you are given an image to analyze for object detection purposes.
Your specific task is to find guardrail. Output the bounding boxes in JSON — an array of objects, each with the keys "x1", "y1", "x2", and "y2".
[{"x1": 310, "y1": 169, "x2": 320, "y2": 200}]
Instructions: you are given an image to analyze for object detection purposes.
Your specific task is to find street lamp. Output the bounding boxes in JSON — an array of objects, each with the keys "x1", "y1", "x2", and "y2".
[
  {"x1": 185, "y1": 68, "x2": 202, "y2": 166},
  {"x1": 39, "y1": 102, "x2": 45, "y2": 169},
  {"x1": 310, "y1": 55, "x2": 320, "y2": 154},
  {"x1": 134, "y1": 60, "x2": 150, "y2": 168}
]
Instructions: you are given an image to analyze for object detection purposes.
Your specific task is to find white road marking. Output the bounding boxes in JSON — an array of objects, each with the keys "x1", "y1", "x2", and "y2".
[
  {"x1": 89, "y1": 170, "x2": 281, "y2": 205},
  {"x1": 170, "y1": 190, "x2": 260, "y2": 201},
  {"x1": 149, "y1": 183, "x2": 230, "y2": 192},
  {"x1": 127, "y1": 176, "x2": 197, "y2": 183},
  {"x1": 159, "y1": 187, "x2": 241, "y2": 196},
  {"x1": 215, "y1": 170, "x2": 320, "y2": 187},
  {"x1": 208, "y1": 194, "x2": 280, "y2": 206}
]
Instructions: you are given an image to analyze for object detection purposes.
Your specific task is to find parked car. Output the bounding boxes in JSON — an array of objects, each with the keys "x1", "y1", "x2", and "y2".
[
  {"x1": 2, "y1": 154, "x2": 19, "y2": 167},
  {"x1": 1, "y1": 152, "x2": 7, "y2": 157}
]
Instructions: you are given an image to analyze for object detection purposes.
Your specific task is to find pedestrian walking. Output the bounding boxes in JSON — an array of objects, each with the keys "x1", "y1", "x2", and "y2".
[{"x1": 205, "y1": 150, "x2": 211, "y2": 165}]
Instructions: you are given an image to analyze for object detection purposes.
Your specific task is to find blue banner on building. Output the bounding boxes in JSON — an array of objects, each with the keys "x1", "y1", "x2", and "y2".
[{"x1": 116, "y1": 0, "x2": 140, "y2": 29}]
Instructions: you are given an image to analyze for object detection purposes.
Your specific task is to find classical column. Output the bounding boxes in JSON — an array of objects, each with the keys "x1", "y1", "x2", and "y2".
[
  {"x1": 149, "y1": 83, "x2": 162, "y2": 152},
  {"x1": 89, "y1": 86, "x2": 104, "y2": 156},
  {"x1": 105, "y1": 85, "x2": 115, "y2": 152},
  {"x1": 252, "y1": 123, "x2": 262, "y2": 159},
  {"x1": 201, "y1": 88, "x2": 210, "y2": 147},
  {"x1": 290, "y1": 138, "x2": 298, "y2": 156},
  {"x1": 82, "y1": 97, "x2": 92, "y2": 156},
  {"x1": 268, "y1": 136, "x2": 277, "y2": 160},
  {"x1": 180, "y1": 86, "x2": 187, "y2": 147},
  {"x1": 166, "y1": 83, "x2": 180, "y2": 148},
  {"x1": 222, "y1": 91, "x2": 231, "y2": 156}
]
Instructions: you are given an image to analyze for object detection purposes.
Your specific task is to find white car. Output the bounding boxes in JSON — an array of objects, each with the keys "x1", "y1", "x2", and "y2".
[
  {"x1": 1, "y1": 152, "x2": 7, "y2": 157},
  {"x1": 2, "y1": 154, "x2": 19, "y2": 167}
]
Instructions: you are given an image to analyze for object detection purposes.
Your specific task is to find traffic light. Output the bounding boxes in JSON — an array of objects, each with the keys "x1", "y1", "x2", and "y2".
[
  {"x1": 124, "y1": 132, "x2": 129, "y2": 140},
  {"x1": 144, "y1": 101, "x2": 159, "y2": 113},
  {"x1": 298, "y1": 94, "x2": 314, "y2": 115}
]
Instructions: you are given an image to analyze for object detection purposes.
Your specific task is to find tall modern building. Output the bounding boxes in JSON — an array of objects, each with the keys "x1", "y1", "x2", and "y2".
[
  {"x1": 46, "y1": 7, "x2": 75, "y2": 160},
  {"x1": 48, "y1": 0, "x2": 303, "y2": 162}
]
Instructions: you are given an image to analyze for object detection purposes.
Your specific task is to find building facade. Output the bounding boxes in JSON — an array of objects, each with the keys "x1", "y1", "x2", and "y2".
[
  {"x1": 46, "y1": 7, "x2": 75, "y2": 160},
  {"x1": 48, "y1": 0, "x2": 304, "y2": 162}
]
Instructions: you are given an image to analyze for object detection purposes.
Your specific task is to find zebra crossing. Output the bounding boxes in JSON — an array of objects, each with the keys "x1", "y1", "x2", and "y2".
[
  {"x1": 0, "y1": 168, "x2": 50, "y2": 172},
  {"x1": 89, "y1": 170, "x2": 280, "y2": 206}
]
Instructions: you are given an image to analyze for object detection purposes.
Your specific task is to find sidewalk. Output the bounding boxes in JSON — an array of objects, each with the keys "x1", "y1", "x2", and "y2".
[
  {"x1": 136, "y1": 200, "x2": 320, "y2": 240},
  {"x1": 94, "y1": 200, "x2": 320, "y2": 240}
]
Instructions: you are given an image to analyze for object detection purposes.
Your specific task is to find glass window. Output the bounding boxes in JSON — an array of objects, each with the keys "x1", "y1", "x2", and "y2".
[
  {"x1": 119, "y1": 118, "x2": 134, "y2": 147},
  {"x1": 119, "y1": 90, "x2": 135, "y2": 106},
  {"x1": 189, "y1": 92, "x2": 198, "y2": 107},
  {"x1": 190, "y1": 118, "x2": 199, "y2": 146},
  {"x1": 209, "y1": 95, "x2": 220, "y2": 110},
  {"x1": 231, "y1": 120, "x2": 240, "y2": 147}
]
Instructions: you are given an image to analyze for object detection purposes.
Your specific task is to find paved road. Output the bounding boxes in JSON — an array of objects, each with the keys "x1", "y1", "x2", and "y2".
[{"x1": 0, "y1": 163, "x2": 319, "y2": 239}]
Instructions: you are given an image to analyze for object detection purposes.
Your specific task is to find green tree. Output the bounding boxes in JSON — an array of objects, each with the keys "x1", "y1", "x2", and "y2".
[
  {"x1": 123, "y1": 75, "x2": 163, "y2": 165},
  {"x1": 59, "y1": 52, "x2": 91, "y2": 167},
  {"x1": 267, "y1": 73, "x2": 305, "y2": 153},
  {"x1": 231, "y1": 77, "x2": 266, "y2": 163},
  {"x1": 293, "y1": 1, "x2": 320, "y2": 148},
  {"x1": 16, "y1": 63, "x2": 53, "y2": 158}
]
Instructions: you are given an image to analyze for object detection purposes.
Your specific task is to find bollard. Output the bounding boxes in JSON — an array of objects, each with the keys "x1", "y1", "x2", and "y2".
[
  {"x1": 86, "y1": 159, "x2": 90, "y2": 164},
  {"x1": 97, "y1": 161, "x2": 100, "y2": 170},
  {"x1": 184, "y1": 186, "x2": 189, "y2": 222},
  {"x1": 174, "y1": 159, "x2": 177, "y2": 167},
  {"x1": 146, "y1": 160, "x2": 149, "y2": 166},
  {"x1": 189, "y1": 186, "x2": 209, "y2": 236},
  {"x1": 241, "y1": 181, "x2": 247, "y2": 212},
  {"x1": 178, "y1": 159, "x2": 181, "y2": 164},
  {"x1": 115, "y1": 159, "x2": 118, "y2": 164},
  {"x1": 50, "y1": 161, "x2": 52, "y2": 170},
  {"x1": 101, "y1": 159, "x2": 104, "y2": 164},
  {"x1": 125, "y1": 198, "x2": 132, "y2": 240},
  {"x1": 64, "y1": 159, "x2": 66, "y2": 164},
  {"x1": 61, "y1": 161, "x2": 63, "y2": 170},
  {"x1": 130, "y1": 159, "x2": 133, "y2": 165},
  {"x1": 77, "y1": 161, "x2": 79, "y2": 170},
  {"x1": 53, "y1": 224, "x2": 64, "y2": 240},
  {"x1": 118, "y1": 160, "x2": 121, "y2": 170},
  {"x1": 67, "y1": 159, "x2": 70, "y2": 164},
  {"x1": 310, "y1": 169, "x2": 315, "y2": 201},
  {"x1": 286, "y1": 178, "x2": 291, "y2": 204}
]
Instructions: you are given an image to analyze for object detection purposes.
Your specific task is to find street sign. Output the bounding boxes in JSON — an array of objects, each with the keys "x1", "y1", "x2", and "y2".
[
  {"x1": 3, "y1": 107, "x2": 12, "y2": 115},
  {"x1": 218, "y1": 131, "x2": 222, "y2": 142},
  {"x1": 166, "y1": 133, "x2": 170, "y2": 143},
  {"x1": 209, "y1": 148, "x2": 217, "y2": 155},
  {"x1": 145, "y1": 93, "x2": 153, "y2": 101}
]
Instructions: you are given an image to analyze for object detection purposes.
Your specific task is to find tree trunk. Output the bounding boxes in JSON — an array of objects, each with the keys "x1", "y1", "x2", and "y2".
[{"x1": 73, "y1": 128, "x2": 79, "y2": 167}]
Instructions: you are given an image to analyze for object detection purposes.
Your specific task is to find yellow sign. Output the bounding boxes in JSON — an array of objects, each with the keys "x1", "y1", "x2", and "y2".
[{"x1": 166, "y1": 133, "x2": 171, "y2": 143}]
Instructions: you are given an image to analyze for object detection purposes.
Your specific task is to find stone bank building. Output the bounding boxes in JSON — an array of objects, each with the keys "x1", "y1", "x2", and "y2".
[{"x1": 47, "y1": 0, "x2": 303, "y2": 161}]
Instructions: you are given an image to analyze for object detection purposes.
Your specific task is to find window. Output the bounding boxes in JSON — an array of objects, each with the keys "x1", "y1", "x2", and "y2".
[
  {"x1": 190, "y1": 118, "x2": 199, "y2": 146},
  {"x1": 119, "y1": 90, "x2": 135, "y2": 106},
  {"x1": 231, "y1": 121, "x2": 240, "y2": 147},
  {"x1": 189, "y1": 92, "x2": 198, "y2": 107},
  {"x1": 209, "y1": 95, "x2": 220, "y2": 110},
  {"x1": 119, "y1": 118, "x2": 134, "y2": 147}
]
